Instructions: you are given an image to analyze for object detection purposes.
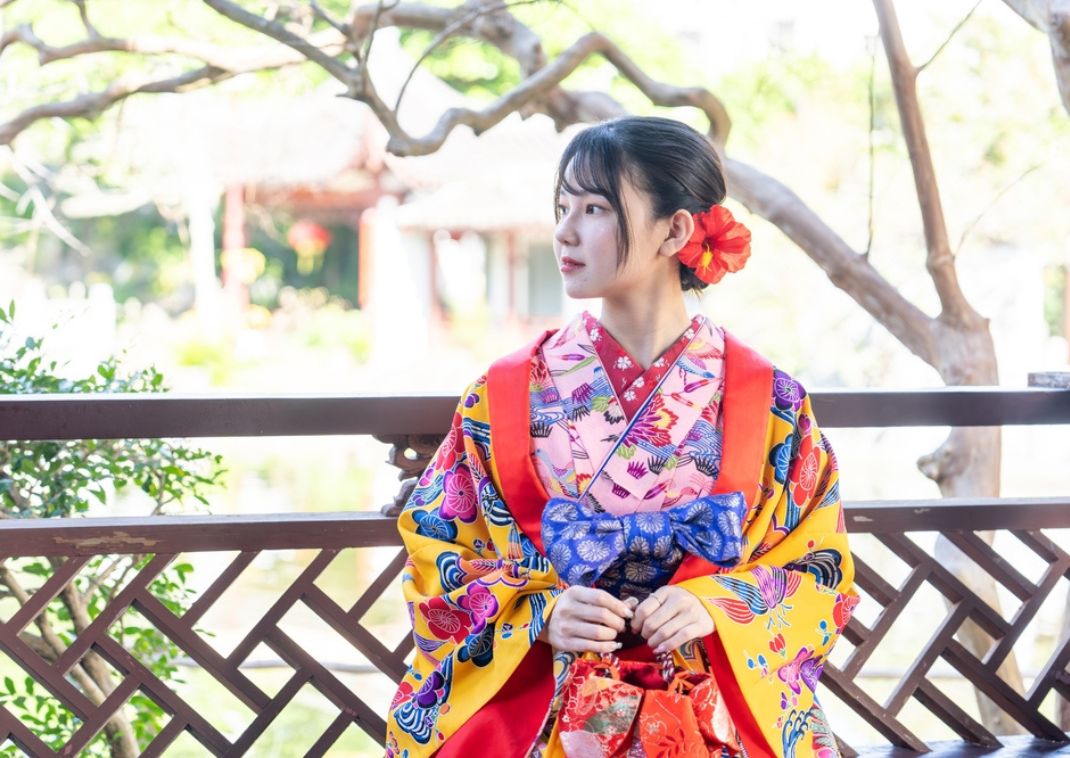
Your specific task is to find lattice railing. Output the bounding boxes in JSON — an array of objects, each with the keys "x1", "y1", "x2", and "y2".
[
  {"x1": 826, "y1": 499, "x2": 1070, "y2": 756},
  {"x1": 0, "y1": 502, "x2": 1064, "y2": 755},
  {"x1": 0, "y1": 514, "x2": 409, "y2": 756},
  {"x1": 2, "y1": 389, "x2": 1070, "y2": 754}
]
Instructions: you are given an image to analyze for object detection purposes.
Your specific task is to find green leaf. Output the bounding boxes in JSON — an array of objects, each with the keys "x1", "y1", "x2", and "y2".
[{"x1": 4, "y1": 677, "x2": 14, "y2": 694}]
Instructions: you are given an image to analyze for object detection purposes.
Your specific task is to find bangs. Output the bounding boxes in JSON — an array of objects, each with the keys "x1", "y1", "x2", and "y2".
[
  {"x1": 553, "y1": 124, "x2": 632, "y2": 266},
  {"x1": 555, "y1": 130, "x2": 622, "y2": 201}
]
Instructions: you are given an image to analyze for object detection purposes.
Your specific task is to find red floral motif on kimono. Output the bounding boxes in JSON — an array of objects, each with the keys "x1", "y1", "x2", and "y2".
[
  {"x1": 391, "y1": 681, "x2": 414, "y2": 710},
  {"x1": 833, "y1": 592, "x2": 860, "y2": 633},
  {"x1": 790, "y1": 434, "x2": 819, "y2": 507},
  {"x1": 582, "y1": 311, "x2": 699, "y2": 421},
  {"x1": 628, "y1": 394, "x2": 679, "y2": 448},
  {"x1": 420, "y1": 597, "x2": 472, "y2": 642}
]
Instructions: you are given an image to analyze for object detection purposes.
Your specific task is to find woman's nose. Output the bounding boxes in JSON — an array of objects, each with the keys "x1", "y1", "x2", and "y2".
[{"x1": 554, "y1": 217, "x2": 578, "y2": 247}]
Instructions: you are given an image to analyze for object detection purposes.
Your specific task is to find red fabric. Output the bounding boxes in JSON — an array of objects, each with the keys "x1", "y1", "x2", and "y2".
[
  {"x1": 483, "y1": 328, "x2": 778, "y2": 757},
  {"x1": 705, "y1": 632, "x2": 776, "y2": 758},
  {"x1": 582, "y1": 312, "x2": 701, "y2": 421},
  {"x1": 433, "y1": 642, "x2": 555, "y2": 757},
  {"x1": 487, "y1": 329, "x2": 557, "y2": 554}
]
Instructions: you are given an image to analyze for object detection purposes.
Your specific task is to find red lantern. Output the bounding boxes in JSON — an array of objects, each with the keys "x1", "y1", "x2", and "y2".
[{"x1": 287, "y1": 220, "x2": 332, "y2": 274}]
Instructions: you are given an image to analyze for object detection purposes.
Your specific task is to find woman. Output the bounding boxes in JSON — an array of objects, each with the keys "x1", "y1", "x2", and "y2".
[{"x1": 386, "y1": 116, "x2": 858, "y2": 757}]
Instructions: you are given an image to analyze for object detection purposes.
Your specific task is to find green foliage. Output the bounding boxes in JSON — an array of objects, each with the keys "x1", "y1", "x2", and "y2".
[{"x1": 0, "y1": 302, "x2": 225, "y2": 754}]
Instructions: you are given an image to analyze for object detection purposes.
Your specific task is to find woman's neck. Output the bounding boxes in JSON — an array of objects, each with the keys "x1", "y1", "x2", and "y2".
[{"x1": 597, "y1": 292, "x2": 693, "y2": 370}]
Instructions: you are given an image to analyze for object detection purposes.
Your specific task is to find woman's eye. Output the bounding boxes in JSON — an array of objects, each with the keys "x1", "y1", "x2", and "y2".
[
  {"x1": 585, "y1": 204, "x2": 603, "y2": 214},
  {"x1": 556, "y1": 204, "x2": 568, "y2": 215}
]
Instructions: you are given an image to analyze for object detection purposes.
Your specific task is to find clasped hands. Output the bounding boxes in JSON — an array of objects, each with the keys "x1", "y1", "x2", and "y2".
[{"x1": 539, "y1": 585, "x2": 714, "y2": 655}]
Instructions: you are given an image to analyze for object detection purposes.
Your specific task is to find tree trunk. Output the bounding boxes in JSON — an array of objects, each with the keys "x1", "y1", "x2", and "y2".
[{"x1": 918, "y1": 319, "x2": 1026, "y2": 736}]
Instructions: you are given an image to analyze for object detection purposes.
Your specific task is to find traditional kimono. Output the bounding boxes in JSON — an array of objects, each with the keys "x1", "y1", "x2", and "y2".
[{"x1": 386, "y1": 312, "x2": 858, "y2": 758}]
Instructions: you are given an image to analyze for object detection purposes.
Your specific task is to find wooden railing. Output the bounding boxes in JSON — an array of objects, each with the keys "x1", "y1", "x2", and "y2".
[{"x1": 0, "y1": 389, "x2": 1069, "y2": 756}]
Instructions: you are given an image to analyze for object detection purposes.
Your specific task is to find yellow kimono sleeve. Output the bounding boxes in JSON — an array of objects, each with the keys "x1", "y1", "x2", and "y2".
[
  {"x1": 680, "y1": 390, "x2": 858, "y2": 758},
  {"x1": 385, "y1": 377, "x2": 562, "y2": 757}
]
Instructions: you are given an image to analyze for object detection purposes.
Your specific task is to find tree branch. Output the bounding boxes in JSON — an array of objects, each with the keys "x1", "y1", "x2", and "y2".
[
  {"x1": 874, "y1": 0, "x2": 980, "y2": 327},
  {"x1": 1002, "y1": 0, "x2": 1070, "y2": 114},
  {"x1": 0, "y1": 22, "x2": 344, "y2": 70},
  {"x1": 916, "y1": 0, "x2": 982, "y2": 74},
  {"x1": 393, "y1": 0, "x2": 547, "y2": 114},
  {"x1": 724, "y1": 157, "x2": 937, "y2": 365},
  {"x1": 0, "y1": 66, "x2": 232, "y2": 147},
  {"x1": 201, "y1": 0, "x2": 355, "y2": 84}
]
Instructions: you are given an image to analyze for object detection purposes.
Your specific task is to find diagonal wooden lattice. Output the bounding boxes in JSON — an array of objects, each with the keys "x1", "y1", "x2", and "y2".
[
  {"x1": 0, "y1": 516, "x2": 411, "y2": 757},
  {"x1": 821, "y1": 524, "x2": 1070, "y2": 757},
  {"x1": 0, "y1": 506, "x2": 1065, "y2": 756}
]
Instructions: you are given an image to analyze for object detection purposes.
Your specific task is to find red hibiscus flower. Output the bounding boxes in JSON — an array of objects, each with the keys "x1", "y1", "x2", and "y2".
[
  {"x1": 419, "y1": 596, "x2": 472, "y2": 642},
  {"x1": 677, "y1": 205, "x2": 751, "y2": 285}
]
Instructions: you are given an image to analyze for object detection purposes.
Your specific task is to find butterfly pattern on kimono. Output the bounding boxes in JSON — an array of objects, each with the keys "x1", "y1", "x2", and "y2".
[{"x1": 386, "y1": 312, "x2": 858, "y2": 758}]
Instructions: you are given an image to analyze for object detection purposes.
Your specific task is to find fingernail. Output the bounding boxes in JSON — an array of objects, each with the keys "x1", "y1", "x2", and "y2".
[
  {"x1": 653, "y1": 645, "x2": 665, "y2": 655},
  {"x1": 614, "y1": 642, "x2": 623, "y2": 650},
  {"x1": 624, "y1": 609, "x2": 634, "y2": 619}
]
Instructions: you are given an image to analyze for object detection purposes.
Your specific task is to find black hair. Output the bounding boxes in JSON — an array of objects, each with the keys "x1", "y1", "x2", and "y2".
[{"x1": 553, "y1": 116, "x2": 727, "y2": 292}]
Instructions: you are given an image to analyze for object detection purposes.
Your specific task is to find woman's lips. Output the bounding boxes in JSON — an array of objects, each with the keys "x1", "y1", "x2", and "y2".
[{"x1": 560, "y1": 257, "x2": 585, "y2": 273}]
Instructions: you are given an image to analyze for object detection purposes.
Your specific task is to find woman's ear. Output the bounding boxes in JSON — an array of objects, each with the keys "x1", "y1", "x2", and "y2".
[{"x1": 659, "y1": 209, "x2": 695, "y2": 258}]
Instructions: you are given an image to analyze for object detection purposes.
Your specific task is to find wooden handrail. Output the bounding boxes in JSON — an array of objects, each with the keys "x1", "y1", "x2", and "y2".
[{"x1": 2, "y1": 386, "x2": 1070, "y2": 440}]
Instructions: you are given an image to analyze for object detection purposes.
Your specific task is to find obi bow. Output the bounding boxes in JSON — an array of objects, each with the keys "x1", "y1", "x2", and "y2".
[{"x1": 540, "y1": 493, "x2": 747, "y2": 589}]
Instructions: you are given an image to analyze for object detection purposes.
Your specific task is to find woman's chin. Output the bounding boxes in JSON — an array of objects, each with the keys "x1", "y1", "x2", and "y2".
[{"x1": 562, "y1": 281, "x2": 604, "y2": 300}]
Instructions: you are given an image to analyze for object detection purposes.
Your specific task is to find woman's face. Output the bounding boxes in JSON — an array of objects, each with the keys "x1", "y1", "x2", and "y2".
[{"x1": 553, "y1": 164, "x2": 672, "y2": 300}]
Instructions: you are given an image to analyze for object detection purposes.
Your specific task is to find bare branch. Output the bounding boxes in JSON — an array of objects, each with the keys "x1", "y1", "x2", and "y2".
[
  {"x1": 916, "y1": 0, "x2": 982, "y2": 74},
  {"x1": 1002, "y1": 0, "x2": 1052, "y2": 29},
  {"x1": 1003, "y1": 0, "x2": 1070, "y2": 115},
  {"x1": 380, "y1": 31, "x2": 731, "y2": 156},
  {"x1": 955, "y1": 162, "x2": 1043, "y2": 253},
  {"x1": 202, "y1": 0, "x2": 355, "y2": 84},
  {"x1": 394, "y1": 0, "x2": 546, "y2": 114},
  {"x1": 361, "y1": 0, "x2": 399, "y2": 69},
  {"x1": 874, "y1": 0, "x2": 980, "y2": 327},
  {"x1": 70, "y1": 0, "x2": 99, "y2": 39},
  {"x1": 310, "y1": 0, "x2": 348, "y2": 35},
  {"x1": 7, "y1": 157, "x2": 92, "y2": 255},
  {"x1": 0, "y1": 21, "x2": 345, "y2": 70},
  {"x1": 724, "y1": 157, "x2": 937, "y2": 365},
  {"x1": 0, "y1": 66, "x2": 231, "y2": 147}
]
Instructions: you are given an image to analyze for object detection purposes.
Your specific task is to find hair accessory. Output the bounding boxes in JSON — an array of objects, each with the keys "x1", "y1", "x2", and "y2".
[{"x1": 677, "y1": 205, "x2": 751, "y2": 285}]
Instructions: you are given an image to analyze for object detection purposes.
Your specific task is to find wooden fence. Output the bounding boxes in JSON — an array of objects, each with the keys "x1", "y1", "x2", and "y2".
[{"x1": 0, "y1": 389, "x2": 1068, "y2": 756}]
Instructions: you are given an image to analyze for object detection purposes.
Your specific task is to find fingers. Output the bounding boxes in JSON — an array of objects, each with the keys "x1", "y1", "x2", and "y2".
[
  {"x1": 638, "y1": 597, "x2": 677, "y2": 641},
  {"x1": 655, "y1": 626, "x2": 706, "y2": 655},
  {"x1": 573, "y1": 602, "x2": 627, "y2": 633},
  {"x1": 570, "y1": 637, "x2": 623, "y2": 655},
  {"x1": 631, "y1": 591, "x2": 668, "y2": 634},
  {"x1": 645, "y1": 614, "x2": 690, "y2": 652},
  {"x1": 573, "y1": 586, "x2": 634, "y2": 620},
  {"x1": 568, "y1": 621, "x2": 620, "y2": 643},
  {"x1": 631, "y1": 588, "x2": 716, "y2": 653},
  {"x1": 546, "y1": 586, "x2": 632, "y2": 653}
]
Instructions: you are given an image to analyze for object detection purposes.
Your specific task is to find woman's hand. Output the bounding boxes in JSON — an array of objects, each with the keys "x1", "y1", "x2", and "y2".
[
  {"x1": 631, "y1": 586, "x2": 714, "y2": 655},
  {"x1": 539, "y1": 586, "x2": 634, "y2": 654}
]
